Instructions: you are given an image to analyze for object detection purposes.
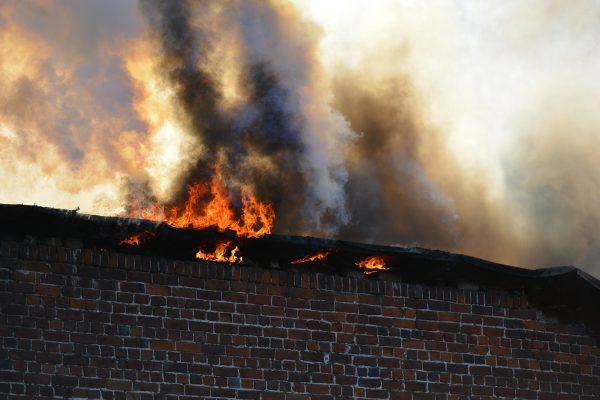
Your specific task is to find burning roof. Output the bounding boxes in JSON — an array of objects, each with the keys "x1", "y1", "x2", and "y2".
[{"x1": 0, "y1": 203, "x2": 599, "y2": 340}]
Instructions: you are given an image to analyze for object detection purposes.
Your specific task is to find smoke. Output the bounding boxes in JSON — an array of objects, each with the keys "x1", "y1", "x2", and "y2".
[
  {"x1": 0, "y1": 0, "x2": 145, "y2": 212},
  {"x1": 136, "y1": 0, "x2": 351, "y2": 233},
  {"x1": 1, "y1": 0, "x2": 600, "y2": 278},
  {"x1": 298, "y1": 0, "x2": 600, "y2": 278},
  {"x1": 332, "y1": 72, "x2": 460, "y2": 248}
]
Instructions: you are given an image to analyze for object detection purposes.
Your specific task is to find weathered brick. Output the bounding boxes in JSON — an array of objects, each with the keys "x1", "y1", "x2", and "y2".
[
  {"x1": 150, "y1": 340, "x2": 174, "y2": 350},
  {"x1": 52, "y1": 375, "x2": 78, "y2": 387},
  {"x1": 106, "y1": 379, "x2": 132, "y2": 391}
]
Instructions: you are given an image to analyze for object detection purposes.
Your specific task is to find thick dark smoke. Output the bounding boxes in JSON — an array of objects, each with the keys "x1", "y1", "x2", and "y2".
[
  {"x1": 138, "y1": 0, "x2": 344, "y2": 232},
  {"x1": 231, "y1": 63, "x2": 308, "y2": 230},
  {"x1": 139, "y1": 0, "x2": 226, "y2": 183},
  {"x1": 139, "y1": 0, "x2": 465, "y2": 248},
  {"x1": 331, "y1": 69, "x2": 529, "y2": 267},
  {"x1": 333, "y1": 73, "x2": 459, "y2": 249},
  {"x1": 135, "y1": 0, "x2": 600, "y2": 280}
]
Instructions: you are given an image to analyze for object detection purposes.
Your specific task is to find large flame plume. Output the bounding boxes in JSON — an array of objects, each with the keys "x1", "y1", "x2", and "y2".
[
  {"x1": 2, "y1": 0, "x2": 600, "y2": 279},
  {"x1": 123, "y1": 167, "x2": 274, "y2": 238}
]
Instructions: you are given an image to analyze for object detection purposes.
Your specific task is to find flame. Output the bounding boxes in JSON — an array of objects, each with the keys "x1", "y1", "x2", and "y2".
[
  {"x1": 119, "y1": 230, "x2": 157, "y2": 246},
  {"x1": 120, "y1": 234, "x2": 141, "y2": 246},
  {"x1": 122, "y1": 168, "x2": 275, "y2": 238},
  {"x1": 125, "y1": 200, "x2": 165, "y2": 222},
  {"x1": 196, "y1": 241, "x2": 243, "y2": 263},
  {"x1": 355, "y1": 256, "x2": 389, "y2": 276},
  {"x1": 291, "y1": 249, "x2": 331, "y2": 264}
]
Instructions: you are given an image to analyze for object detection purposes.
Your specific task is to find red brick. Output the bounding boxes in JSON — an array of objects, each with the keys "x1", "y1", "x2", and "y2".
[
  {"x1": 404, "y1": 340, "x2": 425, "y2": 349},
  {"x1": 36, "y1": 284, "x2": 60, "y2": 297},
  {"x1": 176, "y1": 341, "x2": 202, "y2": 353},
  {"x1": 522, "y1": 320, "x2": 544, "y2": 330},
  {"x1": 106, "y1": 379, "x2": 132, "y2": 391},
  {"x1": 150, "y1": 340, "x2": 174, "y2": 350},
  {"x1": 146, "y1": 283, "x2": 170, "y2": 296}
]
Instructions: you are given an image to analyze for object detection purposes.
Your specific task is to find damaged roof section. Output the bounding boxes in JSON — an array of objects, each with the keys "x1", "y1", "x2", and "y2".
[{"x1": 0, "y1": 203, "x2": 598, "y2": 340}]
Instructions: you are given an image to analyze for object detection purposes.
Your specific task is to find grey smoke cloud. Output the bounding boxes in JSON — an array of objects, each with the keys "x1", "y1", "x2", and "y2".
[
  {"x1": 137, "y1": 0, "x2": 351, "y2": 233},
  {"x1": 0, "y1": 0, "x2": 145, "y2": 211}
]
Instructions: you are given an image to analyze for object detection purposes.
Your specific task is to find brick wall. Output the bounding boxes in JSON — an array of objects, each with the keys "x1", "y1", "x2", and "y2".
[{"x1": 0, "y1": 240, "x2": 599, "y2": 400}]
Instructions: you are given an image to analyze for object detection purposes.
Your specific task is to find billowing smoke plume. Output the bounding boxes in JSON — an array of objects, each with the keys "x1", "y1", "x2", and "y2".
[
  {"x1": 301, "y1": 0, "x2": 600, "y2": 277},
  {"x1": 1, "y1": 0, "x2": 600, "y2": 278},
  {"x1": 135, "y1": 0, "x2": 351, "y2": 233},
  {"x1": 0, "y1": 0, "x2": 145, "y2": 212}
]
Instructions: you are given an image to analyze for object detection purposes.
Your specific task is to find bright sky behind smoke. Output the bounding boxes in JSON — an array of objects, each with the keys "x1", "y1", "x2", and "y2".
[{"x1": 1, "y1": 0, "x2": 600, "y2": 278}]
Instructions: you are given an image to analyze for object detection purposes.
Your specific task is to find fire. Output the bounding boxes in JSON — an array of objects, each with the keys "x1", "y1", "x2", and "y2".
[
  {"x1": 122, "y1": 168, "x2": 275, "y2": 238},
  {"x1": 119, "y1": 230, "x2": 156, "y2": 246},
  {"x1": 125, "y1": 201, "x2": 165, "y2": 222},
  {"x1": 355, "y1": 256, "x2": 389, "y2": 276},
  {"x1": 196, "y1": 241, "x2": 243, "y2": 263},
  {"x1": 291, "y1": 249, "x2": 331, "y2": 264}
]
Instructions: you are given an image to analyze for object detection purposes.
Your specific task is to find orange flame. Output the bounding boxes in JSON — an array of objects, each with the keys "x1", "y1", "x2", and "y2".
[
  {"x1": 125, "y1": 201, "x2": 164, "y2": 222},
  {"x1": 122, "y1": 168, "x2": 275, "y2": 238},
  {"x1": 355, "y1": 256, "x2": 389, "y2": 276},
  {"x1": 291, "y1": 249, "x2": 331, "y2": 265},
  {"x1": 119, "y1": 230, "x2": 157, "y2": 246},
  {"x1": 196, "y1": 241, "x2": 243, "y2": 263}
]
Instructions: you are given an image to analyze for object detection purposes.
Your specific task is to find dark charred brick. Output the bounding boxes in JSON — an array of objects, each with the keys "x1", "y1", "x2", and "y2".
[{"x1": 52, "y1": 375, "x2": 78, "y2": 387}]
